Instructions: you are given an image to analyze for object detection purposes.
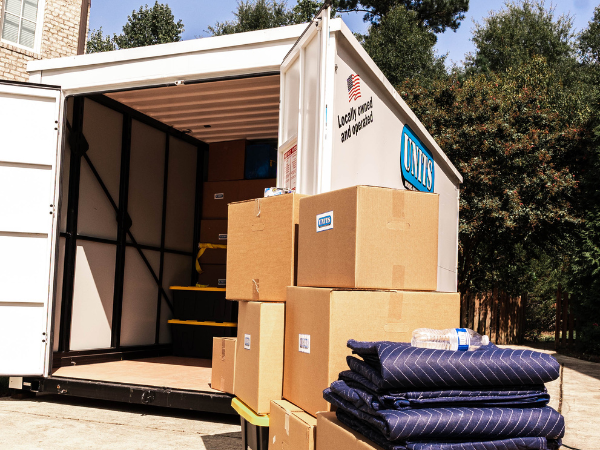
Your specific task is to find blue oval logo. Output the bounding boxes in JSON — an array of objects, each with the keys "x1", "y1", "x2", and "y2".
[{"x1": 400, "y1": 125, "x2": 435, "y2": 193}]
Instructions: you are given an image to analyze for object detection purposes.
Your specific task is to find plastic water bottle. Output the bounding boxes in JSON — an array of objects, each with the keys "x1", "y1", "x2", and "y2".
[{"x1": 411, "y1": 328, "x2": 490, "y2": 351}]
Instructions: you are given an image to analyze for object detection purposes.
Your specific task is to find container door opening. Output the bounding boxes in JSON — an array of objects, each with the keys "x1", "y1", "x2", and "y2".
[{"x1": 49, "y1": 74, "x2": 280, "y2": 402}]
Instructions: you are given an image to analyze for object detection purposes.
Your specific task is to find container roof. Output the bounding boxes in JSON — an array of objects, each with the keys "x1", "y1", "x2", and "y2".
[{"x1": 106, "y1": 74, "x2": 280, "y2": 143}]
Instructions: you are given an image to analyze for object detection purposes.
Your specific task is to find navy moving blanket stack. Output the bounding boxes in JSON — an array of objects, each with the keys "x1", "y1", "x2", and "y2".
[{"x1": 323, "y1": 340, "x2": 565, "y2": 450}]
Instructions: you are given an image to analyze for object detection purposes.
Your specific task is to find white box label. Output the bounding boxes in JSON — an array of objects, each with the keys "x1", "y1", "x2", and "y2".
[
  {"x1": 218, "y1": 233, "x2": 227, "y2": 240},
  {"x1": 299, "y1": 334, "x2": 310, "y2": 353},
  {"x1": 283, "y1": 144, "x2": 297, "y2": 192},
  {"x1": 316, "y1": 211, "x2": 333, "y2": 232},
  {"x1": 244, "y1": 334, "x2": 251, "y2": 350},
  {"x1": 214, "y1": 193, "x2": 224, "y2": 200},
  {"x1": 218, "y1": 278, "x2": 226, "y2": 286}
]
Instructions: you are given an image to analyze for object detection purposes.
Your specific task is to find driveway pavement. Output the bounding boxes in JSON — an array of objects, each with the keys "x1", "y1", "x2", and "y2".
[
  {"x1": 0, "y1": 394, "x2": 241, "y2": 450},
  {"x1": 1, "y1": 346, "x2": 598, "y2": 450}
]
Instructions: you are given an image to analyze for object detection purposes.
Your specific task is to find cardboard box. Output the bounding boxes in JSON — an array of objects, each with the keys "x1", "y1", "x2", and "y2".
[
  {"x1": 208, "y1": 139, "x2": 246, "y2": 181},
  {"x1": 203, "y1": 181, "x2": 240, "y2": 219},
  {"x1": 197, "y1": 264, "x2": 226, "y2": 288},
  {"x1": 234, "y1": 301, "x2": 285, "y2": 414},
  {"x1": 283, "y1": 287, "x2": 460, "y2": 416},
  {"x1": 240, "y1": 178, "x2": 276, "y2": 200},
  {"x1": 297, "y1": 186, "x2": 439, "y2": 291},
  {"x1": 226, "y1": 194, "x2": 306, "y2": 301},
  {"x1": 211, "y1": 337, "x2": 237, "y2": 394},
  {"x1": 317, "y1": 412, "x2": 384, "y2": 450},
  {"x1": 198, "y1": 219, "x2": 228, "y2": 264},
  {"x1": 202, "y1": 179, "x2": 276, "y2": 219},
  {"x1": 200, "y1": 219, "x2": 229, "y2": 244},
  {"x1": 269, "y1": 400, "x2": 317, "y2": 450}
]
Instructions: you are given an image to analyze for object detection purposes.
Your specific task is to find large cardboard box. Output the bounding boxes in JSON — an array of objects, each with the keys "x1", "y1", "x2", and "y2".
[
  {"x1": 197, "y1": 264, "x2": 226, "y2": 288},
  {"x1": 200, "y1": 219, "x2": 229, "y2": 243},
  {"x1": 234, "y1": 301, "x2": 285, "y2": 414},
  {"x1": 226, "y1": 194, "x2": 306, "y2": 301},
  {"x1": 283, "y1": 287, "x2": 460, "y2": 416},
  {"x1": 199, "y1": 220, "x2": 228, "y2": 265},
  {"x1": 269, "y1": 400, "x2": 317, "y2": 450},
  {"x1": 317, "y1": 413, "x2": 384, "y2": 450},
  {"x1": 202, "y1": 179, "x2": 276, "y2": 219},
  {"x1": 208, "y1": 139, "x2": 246, "y2": 181},
  {"x1": 211, "y1": 337, "x2": 237, "y2": 394},
  {"x1": 297, "y1": 186, "x2": 439, "y2": 291}
]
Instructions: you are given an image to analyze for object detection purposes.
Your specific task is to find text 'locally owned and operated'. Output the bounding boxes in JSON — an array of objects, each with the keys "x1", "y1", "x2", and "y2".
[{"x1": 338, "y1": 97, "x2": 374, "y2": 143}]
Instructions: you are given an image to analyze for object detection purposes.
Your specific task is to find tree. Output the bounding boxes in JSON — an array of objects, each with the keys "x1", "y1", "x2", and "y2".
[
  {"x1": 400, "y1": 57, "x2": 586, "y2": 296},
  {"x1": 467, "y1": 0, "x2": 575, "y2": 73},
  {"x1": 336, "y1": 0, "x2": 469, "y2": 31},
  {"x1": 361, "y1": 5, "x2": 446, "y2": 86},
  {"x1": 87, "y1": 2, "x2": 184, "y2": 52},
  {"x1": 207, "y1": 0, "x2": 324, "y2": 36},
  {"x1": 566, "y1": 7, "x2": 600, "y2": 354},
  {"x1": 114, "y1": 2, "x2": 184, "y2": 49},
  {"x1": 208, "y1": 0, "x2": 291, "y2": 36},
  {"x1": 86, "y1": 27, "x2": 116, "y2": 54},
  {"x1": 578, "y1": 5, "x2": 600, "y2": 66}
]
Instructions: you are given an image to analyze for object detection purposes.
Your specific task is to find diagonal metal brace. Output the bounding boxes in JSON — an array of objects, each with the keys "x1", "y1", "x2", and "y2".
[{"x1": 66, "y1": 121, "x2": 175, "y2": 313}]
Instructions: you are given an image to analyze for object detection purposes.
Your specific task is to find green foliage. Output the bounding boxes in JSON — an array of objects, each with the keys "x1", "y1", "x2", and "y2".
[
  {"x1": 86, "y1": 27, "x2": 116, "y2": 53},
  {"x1": 336, "y1": 0, "x2": 469, "y2": 31},
  {"x1": 208, "y1": 0, "x2": 292, "y2": 36},
  {"x1": 400, "y1": 57, "x2": 585, "y2": 295},
  {"x1": 361, "y1": 5, "x2": 446, "y2": 86},
  {"x1": 467, "y1": 0, "x2": 575, "y2": 73},
  {"x1": 578, "y1": 5, "x2": 600, "y2": 65},
  {"x1": 114, "y1": 2, "x2": 184, "y2": 49},
  {"x1": 86, "y1": 2, "x2": 184, "y2": 52},
  {"x1": 207, "y1": 0, "x2": 325, "y2": 36}
]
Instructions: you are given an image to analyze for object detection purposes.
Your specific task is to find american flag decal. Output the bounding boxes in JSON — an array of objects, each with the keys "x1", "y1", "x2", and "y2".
[{"x1": 347, "y1": 74, "x2": 361, "y2": 102}]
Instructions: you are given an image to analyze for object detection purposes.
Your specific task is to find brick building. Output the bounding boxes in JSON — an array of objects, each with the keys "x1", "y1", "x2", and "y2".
[{"x1": 0, "y1": 0, "x2": 90, "y2": 81}]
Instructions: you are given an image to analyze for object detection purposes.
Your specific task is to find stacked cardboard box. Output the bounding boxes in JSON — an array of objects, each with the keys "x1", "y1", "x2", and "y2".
[
  {"x1": 221, "y1": 185, "x2": 460, "y2": 450},
  {"x1": 199, "y1": 139, "x2": 276, "y2": 287},
  {"x1": 283, "y1": 186, "x2": 460, "y2": 419},
  {"x1": 221, "y1": 193, "x2": 305, "y2": 414}
]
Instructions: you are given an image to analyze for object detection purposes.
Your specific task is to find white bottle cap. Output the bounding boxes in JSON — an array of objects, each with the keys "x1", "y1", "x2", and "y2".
[{"x1": 482, "y1": 335, "x2": 490, "y2": 346}]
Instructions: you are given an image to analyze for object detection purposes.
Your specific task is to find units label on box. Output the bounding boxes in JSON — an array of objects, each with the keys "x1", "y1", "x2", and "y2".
[
  {"x1": 244, "y1": 334, "x2": 251, "y2": 350},
  {"x1": 316, "y1": 211, "x2": 333, "y2": 233},
  {"x1": 214, "y1": 193, "x2": 224, "y2": 200},
  {"x1": 218, "y1": 233, "x2": 227, "y2": 240},
  {"x1": 218, "y1": 279, "x2": 226, "y2": 287},
  {"x1": 299, "y1": 334, "x2": 310, "y2": 353}
]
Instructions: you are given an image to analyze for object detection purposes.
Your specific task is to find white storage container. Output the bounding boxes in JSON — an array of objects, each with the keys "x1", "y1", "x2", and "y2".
[{"x1": 0, "y1": 7, "x2": 461, "y2": 411}]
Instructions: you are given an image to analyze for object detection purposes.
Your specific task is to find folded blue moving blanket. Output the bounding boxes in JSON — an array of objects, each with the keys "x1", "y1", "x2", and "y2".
[
  {"x1": 323, "y1": 388, "x2": 565, "y2": 442},
  {"x1": 347, "y1": 341, "x2": 560, "y2": 389},
  {"x1": 335, "y1": 409, "x2": 562, "y2": 450},
  {"x1": 334, "y1": 374, "x2": 551, "y2": 411}
]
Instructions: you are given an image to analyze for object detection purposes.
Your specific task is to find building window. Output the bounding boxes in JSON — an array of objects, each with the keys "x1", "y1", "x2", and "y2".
[{"x1": 2, "y1": 0, "x2": 40, "y2": 50}]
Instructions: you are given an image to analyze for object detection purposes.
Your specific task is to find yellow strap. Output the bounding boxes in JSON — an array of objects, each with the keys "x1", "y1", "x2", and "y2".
[{"x1": 195, "y1": 243, "x2": 228, "y2": 274}]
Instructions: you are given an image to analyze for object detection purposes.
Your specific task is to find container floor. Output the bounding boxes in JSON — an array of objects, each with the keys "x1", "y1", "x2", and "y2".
[{"x1": 51, "y1": 356, "x2": 217, "y2": 393}]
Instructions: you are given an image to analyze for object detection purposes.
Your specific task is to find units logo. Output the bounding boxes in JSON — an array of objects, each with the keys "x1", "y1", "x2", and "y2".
[
  {"x1": 214, "y1": 193, "x2": 224, "y2": 200},
  {"x1": 400, "y1": 125, "x2": 435, "y2": 193},
  {"x1": 244, "y1": 334, "x2": 251, "y2": 350},
  {"x1": 316, "y1": 211, "x2": 334, "y2": 232}
]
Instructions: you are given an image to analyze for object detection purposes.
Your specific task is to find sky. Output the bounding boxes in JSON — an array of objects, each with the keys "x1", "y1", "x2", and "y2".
[{"x1": 88, "y1": 0, "x2": 598, "y2": 67}]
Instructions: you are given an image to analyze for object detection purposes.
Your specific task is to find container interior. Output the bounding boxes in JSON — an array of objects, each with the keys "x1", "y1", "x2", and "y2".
[{"x1": 51, "y1": 73, "x2": 280, "y2": 392}]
